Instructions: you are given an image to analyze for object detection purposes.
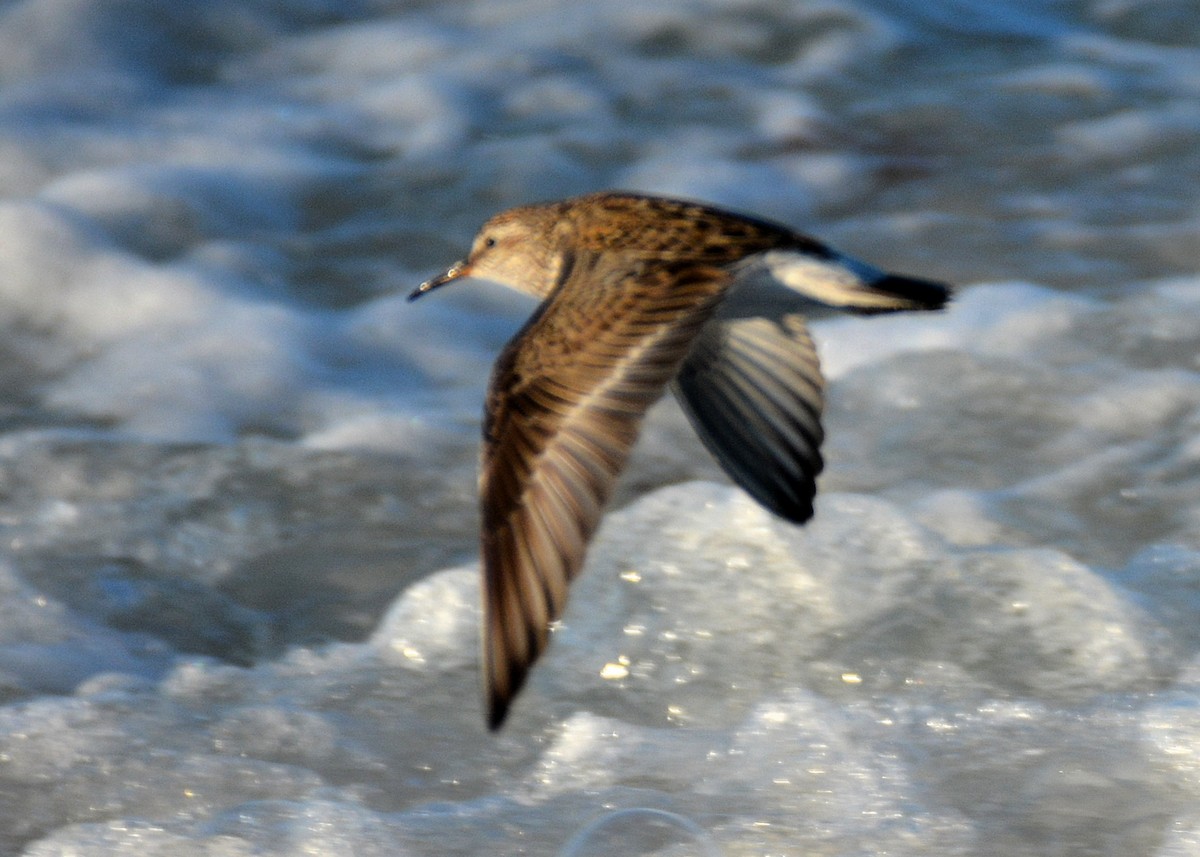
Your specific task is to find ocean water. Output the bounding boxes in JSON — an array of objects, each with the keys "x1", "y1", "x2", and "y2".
[{"x1": 0, "y1": 0, "x2": 1198, "y2": 854}]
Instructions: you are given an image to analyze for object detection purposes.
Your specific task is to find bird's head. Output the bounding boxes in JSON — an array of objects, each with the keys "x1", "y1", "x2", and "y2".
[{"x1": 409, "y1": 206, "x2": 565, "y2": 302}]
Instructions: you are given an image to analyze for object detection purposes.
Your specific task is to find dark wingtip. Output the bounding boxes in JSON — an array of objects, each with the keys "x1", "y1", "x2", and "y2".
[
  {"x1": 487, "y1": 699, "x2": 509, "y2": 732},
  {"x1": 485, "y1": 652, "x2": 523, "y2": 732},
  {"x1": 773, "y1": 496, "x2": 817, "y2": 526},
  {"x1": 487, "y1": 700, "x2": 506, "y2": 729}
]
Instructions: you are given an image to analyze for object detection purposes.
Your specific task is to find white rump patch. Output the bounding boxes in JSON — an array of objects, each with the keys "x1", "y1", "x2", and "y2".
[{"x1": 761, "y1": 249, "x2": 906, "y2": 310}]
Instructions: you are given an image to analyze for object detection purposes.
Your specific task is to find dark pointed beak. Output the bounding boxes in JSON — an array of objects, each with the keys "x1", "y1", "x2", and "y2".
[{"x1": 408, "y1": 260, "x2": 470, "y2": 302}]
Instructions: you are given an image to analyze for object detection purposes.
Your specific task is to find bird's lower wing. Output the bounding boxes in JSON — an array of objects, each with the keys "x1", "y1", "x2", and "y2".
[
  {"x1": 480, "y1": 259, "x2": 730, "y2": 729},
  {"x1": 672, "y1": 313, "x2": 825, "y2": 523}
]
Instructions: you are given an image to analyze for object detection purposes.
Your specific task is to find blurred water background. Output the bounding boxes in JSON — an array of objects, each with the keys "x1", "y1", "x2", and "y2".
[{"x1": 0, "y1": 0, "x2": 1198, "y2": 854}]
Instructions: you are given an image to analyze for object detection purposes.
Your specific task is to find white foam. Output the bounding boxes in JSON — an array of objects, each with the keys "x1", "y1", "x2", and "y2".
[{"x1": 373, "y1": 567, "x2": 479, "y2": 670}]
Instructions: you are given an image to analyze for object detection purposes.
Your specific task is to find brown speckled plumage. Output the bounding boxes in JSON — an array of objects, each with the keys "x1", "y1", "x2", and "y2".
[{"x1": 410, "y1": 191, "x2": 950, "y2": 729}]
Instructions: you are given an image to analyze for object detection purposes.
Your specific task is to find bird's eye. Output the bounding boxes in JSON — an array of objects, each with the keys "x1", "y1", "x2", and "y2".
[{"x1": 484, "y1": 236, "x2": 496, "y2": 248}]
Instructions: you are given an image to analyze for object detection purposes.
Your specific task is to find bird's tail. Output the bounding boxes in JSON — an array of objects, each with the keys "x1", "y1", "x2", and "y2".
[
  {"x1": 762, "y1": 249, "x2": 951, "y2": 314},
  {"x1": 861, "y1": 273, "x2": 951, "y2": 312}
]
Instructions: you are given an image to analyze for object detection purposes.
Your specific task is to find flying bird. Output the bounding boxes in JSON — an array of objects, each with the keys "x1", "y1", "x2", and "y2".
[{"x1": 409, "y1": 191, "x2": 950, "y2": 729}]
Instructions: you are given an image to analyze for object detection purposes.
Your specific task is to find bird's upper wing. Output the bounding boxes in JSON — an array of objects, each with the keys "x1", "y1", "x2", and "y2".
[
  {"x1": 671, "y1": 313, "x2": 825, "y2": 524},
  {"x1": 480, "y1": 253, "x2": 731, "y2": 729}
]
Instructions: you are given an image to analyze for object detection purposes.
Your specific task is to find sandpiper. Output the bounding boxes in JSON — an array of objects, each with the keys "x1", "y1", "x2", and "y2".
[{"x1": 410, "y1": 191, "x2": 950, "y2": 729}]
